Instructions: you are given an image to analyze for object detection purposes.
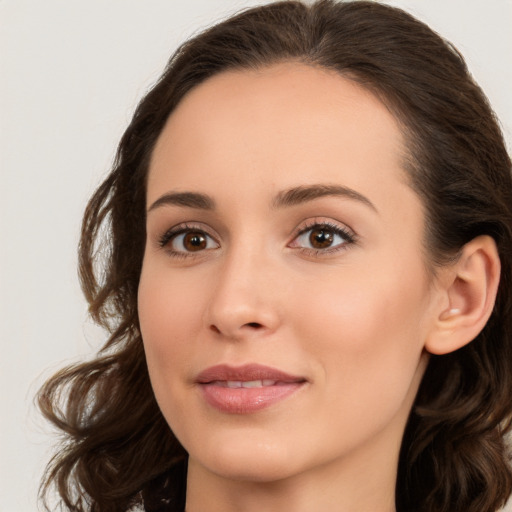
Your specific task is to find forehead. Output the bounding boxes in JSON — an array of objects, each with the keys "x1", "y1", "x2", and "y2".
[{"x1": 148, "y1": 62, "x2": 415, "y2": 215}]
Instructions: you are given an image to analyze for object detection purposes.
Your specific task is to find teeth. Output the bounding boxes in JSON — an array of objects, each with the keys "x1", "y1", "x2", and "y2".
[
  {"x1": 223, "y1": 380, "x2": 277, "y2": 388},
  {"x1": 242, "y1": 380, "x2": 264, "y2": 388}
]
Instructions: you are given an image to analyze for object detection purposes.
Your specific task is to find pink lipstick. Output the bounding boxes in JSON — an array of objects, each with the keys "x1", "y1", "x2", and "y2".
[{"x1": 196, "y1": 364, "x2": 306, "y2": 414}]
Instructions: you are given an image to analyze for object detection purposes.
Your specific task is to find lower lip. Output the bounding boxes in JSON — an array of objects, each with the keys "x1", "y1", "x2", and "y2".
[{"x1": 199, "y1": 382, "x2": 304, "y2": 414}]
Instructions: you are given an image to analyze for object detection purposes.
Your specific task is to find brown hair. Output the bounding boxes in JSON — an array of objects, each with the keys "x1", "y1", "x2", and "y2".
[{"x1": 38, "y1": 1, "x2": 512, "y2": 511}]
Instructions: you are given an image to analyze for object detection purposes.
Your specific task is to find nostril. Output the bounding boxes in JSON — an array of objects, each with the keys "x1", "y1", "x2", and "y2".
[{"x1": 208, "y1": 321, "x2": 264, "y2": 336}]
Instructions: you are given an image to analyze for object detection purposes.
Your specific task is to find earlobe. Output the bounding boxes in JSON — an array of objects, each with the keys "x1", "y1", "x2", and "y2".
[{"x1": 425, "y1": 235, "x2": 500, "y2": 355}]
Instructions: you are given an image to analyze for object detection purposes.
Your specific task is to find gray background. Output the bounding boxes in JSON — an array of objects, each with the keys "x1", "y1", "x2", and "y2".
[{"x1": 1, "y1": 1, "x2": 511, "y2": 510}]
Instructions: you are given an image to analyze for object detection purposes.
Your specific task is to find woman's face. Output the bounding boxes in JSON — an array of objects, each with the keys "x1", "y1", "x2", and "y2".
[{"x1": 139, "y1": 63, "x2": 440, "y2": 484}]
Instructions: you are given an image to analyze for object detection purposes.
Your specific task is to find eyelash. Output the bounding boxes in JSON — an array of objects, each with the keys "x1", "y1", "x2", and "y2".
[
  {"x1": 289, "y1": 220, "x2": 356, "y2": 256},
  {"x1": 157, "y1": 220, "x2": 356, "y2": 259},
  {"x1": 158, "y1": 223, "x2": 219, "y2": 259}
]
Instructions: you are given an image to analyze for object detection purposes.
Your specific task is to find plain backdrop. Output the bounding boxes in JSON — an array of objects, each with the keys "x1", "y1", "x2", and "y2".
[{"x1": 1, "y1": 1, "x2": 511, "y2": 511}]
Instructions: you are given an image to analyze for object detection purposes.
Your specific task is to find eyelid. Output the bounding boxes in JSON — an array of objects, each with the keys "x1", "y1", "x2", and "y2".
[
  {"x1": 288, "y1": 218, "x2": 357, "y2": 254},
  {"x1": 158, "y1": 222, "x2": 220, "y2": 253},
  {"x1": 155, "y1": 218, "x2": 356, "y2": 259}
]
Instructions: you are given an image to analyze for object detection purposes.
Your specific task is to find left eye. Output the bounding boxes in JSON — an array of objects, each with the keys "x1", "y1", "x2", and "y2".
[
  {"x1": 291, "y1": 224, "x2": 353, "y2": 251},
  {"x1": 169, "y1": 230, "x2": 218, "y2": 253}
]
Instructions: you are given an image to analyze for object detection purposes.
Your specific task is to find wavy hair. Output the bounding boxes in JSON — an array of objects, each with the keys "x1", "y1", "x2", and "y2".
[{"x1": 38, "y1": 1, "x2": 512, "y2": 511}]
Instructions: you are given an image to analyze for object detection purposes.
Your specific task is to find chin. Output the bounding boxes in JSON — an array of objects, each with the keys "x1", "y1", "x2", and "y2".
[{"x1": 189, "y1": 434, "x2": 302, "y2": 483}]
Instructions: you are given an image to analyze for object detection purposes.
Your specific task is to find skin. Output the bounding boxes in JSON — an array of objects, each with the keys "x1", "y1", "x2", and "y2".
[{"x1": 138, "y1": 63, "x2": 448, "y2": 512}]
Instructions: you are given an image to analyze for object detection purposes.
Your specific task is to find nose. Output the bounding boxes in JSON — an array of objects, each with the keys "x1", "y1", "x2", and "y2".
[{"x1": 204, "y1": 247, "x2": 281, "y2": 341}]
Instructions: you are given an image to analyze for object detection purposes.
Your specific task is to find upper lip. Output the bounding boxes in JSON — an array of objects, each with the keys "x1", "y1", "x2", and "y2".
[{"x1": 196, "y1": 364, "x2": 306, "y2": 384}]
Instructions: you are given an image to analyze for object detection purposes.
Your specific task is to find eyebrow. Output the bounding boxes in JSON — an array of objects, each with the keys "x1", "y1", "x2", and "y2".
[
  {"x1": 147, "y1": 191, "x2": 215, "y2": 213},
  {"x1": 147, "y1": 183, "x2": 377, "y2": 214},
  {"x1": 272, "y1": 184, "x2": 378, "y2": 213}
]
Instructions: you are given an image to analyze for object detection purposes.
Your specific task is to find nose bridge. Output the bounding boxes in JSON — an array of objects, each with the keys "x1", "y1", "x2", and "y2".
[{"x1": 205, "y1": 237, "x2": 280, "y2": 338}]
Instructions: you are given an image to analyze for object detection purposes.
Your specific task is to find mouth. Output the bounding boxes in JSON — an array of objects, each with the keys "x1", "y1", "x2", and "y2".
[
  {"x1": 209, "y1": 379, "x2": 286, "y2": 388},
  {"x1": 196, "y1": 364, "x2": 307, "y2": 414}
]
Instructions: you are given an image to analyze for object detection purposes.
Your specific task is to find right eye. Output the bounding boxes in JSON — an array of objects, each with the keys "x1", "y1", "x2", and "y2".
[{"x1": 160, "y1": 226, "x2": 219, "y2": 256}]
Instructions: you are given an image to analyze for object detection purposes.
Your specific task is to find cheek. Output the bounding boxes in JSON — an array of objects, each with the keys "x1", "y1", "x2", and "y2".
[
  {"x1": 297, "y1": 260, "x2": 427, "y2": 334},
  {"x1": 138, "y1": 268, "x2": 212, "y2": 446},
  {"x1": 290, "y1": 259, "x2": 431, "y2": 406},
  {"x1": 138, "y1": 266, "x2": 207, "y2": 391}
]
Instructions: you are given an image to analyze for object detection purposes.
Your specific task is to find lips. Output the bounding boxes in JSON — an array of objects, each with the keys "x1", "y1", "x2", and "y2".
[{"x1": 196, "y1": 364, "x2": 306, "y2": 414}]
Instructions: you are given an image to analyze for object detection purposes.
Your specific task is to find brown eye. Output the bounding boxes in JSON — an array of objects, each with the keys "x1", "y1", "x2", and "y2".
[
  {"x1": 290, "y1": 222, "x2": 354, "y2": 253},
  {"x1": 165, "y1": 228, "x2": 219, "y2": 255},
  {"x1": 309, "y1": 228, "x2": 335, "y2": 249},
  {"x1": 183, "y1": 232, "x2": 207, "y2": 252}
]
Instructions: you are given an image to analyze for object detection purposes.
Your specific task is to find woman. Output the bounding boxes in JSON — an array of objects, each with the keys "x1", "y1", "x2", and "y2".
[{"x1": 38, "y1": 1, "x2": 512, "y2": 511}]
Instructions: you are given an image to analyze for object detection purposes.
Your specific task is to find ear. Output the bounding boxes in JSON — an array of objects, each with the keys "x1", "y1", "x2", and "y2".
[{"x1": 425, "y1": 235, "x2": 501, "y2": 355}]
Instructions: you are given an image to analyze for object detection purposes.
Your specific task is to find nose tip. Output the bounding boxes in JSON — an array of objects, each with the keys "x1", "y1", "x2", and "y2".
[
  {"x1": 205, "y1": 270, "x2": 280, "y2": 340},
  {"x1": 204, "y1": 245, "x2": 282, "y2": 340}
]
